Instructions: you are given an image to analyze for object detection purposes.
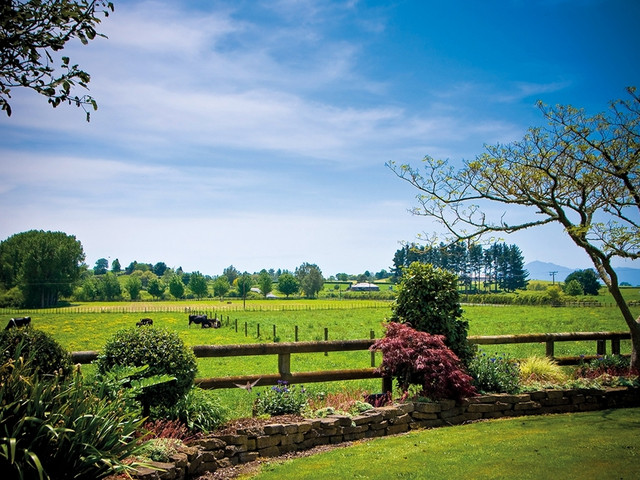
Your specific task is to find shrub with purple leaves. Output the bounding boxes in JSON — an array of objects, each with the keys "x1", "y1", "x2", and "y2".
[
  {"x1": 468, "y1": 351, "x2": 520, "y2": 394},
  {"x1": 253, "y1": 380, "x2": 309, "y2": 416},
  {"x1": 371, "y1": 322, "x2": 476, "y2": 401}
]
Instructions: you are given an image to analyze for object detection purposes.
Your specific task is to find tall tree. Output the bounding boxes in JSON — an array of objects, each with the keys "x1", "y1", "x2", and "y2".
[
  {"x1": 236, "y1": 273, "x2": 253, "y2": 309},
  {"x1": 188, "y1": 272, "x2": 208, "y2": 299},
  {"x1": 97, "y1": 271, "x2": 120, "y2": 301},
  {"x1": 295, "y1": 262, "x2": 324, "y2": 298},
  {"x1": 0, "y1": 0, "x2": 113, "y2": 120},
  {"x1": 111, "y1": 258, "x2": 121, "y2": 273},
  {"x1": 223, "y1": 265, "x2": 239, "y2": 285},
  {"x1": 388, "y1": 88, "x2": 640, "y2": 368},
  {"x1": 257, "y1": 270, "x2": 273, "y2": 297},
  {"x1": 147, "y1": 278, "x2": 165, "y2": 300},
  {"x1": 277, "y1": 272, "x2": 299, "y2": 298},
  {"x1": 125, "y1": 275, "x2": 142, "y2": 301},
  {"x1": 168, "y1": 274, "x2": 185, "y2": 299},
  {"x1": 565, "y1": 269, "x2": 601, "y2": 296},
  {"x1": 93, "y1": 257, "x2": 108, "y2": 275},
  {"x1": 0, "y1": 230, "x2": 85, "y2": 307},
  {"x1": 212, "y1": 276, "x2": 230, "y2": 301}
]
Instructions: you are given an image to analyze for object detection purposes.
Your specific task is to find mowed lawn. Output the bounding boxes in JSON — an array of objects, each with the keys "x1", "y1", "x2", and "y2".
[{"x1": 247, "y1": 408, "x2": 640, "y2": 480}]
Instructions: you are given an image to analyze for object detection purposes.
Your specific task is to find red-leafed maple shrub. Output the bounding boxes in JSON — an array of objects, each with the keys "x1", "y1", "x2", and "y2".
[{"x1": 371, "y1": 322, "x2": 476, "y2": 401}]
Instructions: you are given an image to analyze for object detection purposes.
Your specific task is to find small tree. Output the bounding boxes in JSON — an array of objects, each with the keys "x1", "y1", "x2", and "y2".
[
  {"x1": 212, "y1": 276, "x2": 230, "y2": 301},
  {"x1": 168, "y1": 274, "x2": 185, "y2": 299},
  {"x1": 295, "y1": 262, "x2": 324, "y2": 298},
  {"x1": 371, "y1": 322, "x2": 475, "y2": 401},
  {"x1": 258, "y1": 270, "x2": 273, "y2": 297},
  {"x1": 389, "y1": 262, "x2": 473, "y2": 366},
  {"x1": 98, "y1": 272, "x2": 121, "y2": 301},
  {"x1": 564, "y1": 279, "x2": 584, "y2": 297},
  {"x1": 223, "y1": 265, "x2": 239, "y2": 285},
  {"x1": 111, "y1": 258, "x2": 121, "y2": 273},
  {"x1": 188, "y1": 272, "x2": 208, "y2": 299},
  {"x1": 236, "y1": 273, "x2": 253, "y2": 309},
  {"x1": 565, "y1": 269, "x2": 601, "y2": 296},
  {"x1": 125, "y1": 275, "x2": 142, "y2": 301},
  {"x1": 277, "y1": 273, "x2": 299, "y2": 298},
  {"x1": 147, "y1": 278, "x2": 165, "y2": 300},
  {"x1": 93, "y1": 258, "x2": 109, "y2": 275}
]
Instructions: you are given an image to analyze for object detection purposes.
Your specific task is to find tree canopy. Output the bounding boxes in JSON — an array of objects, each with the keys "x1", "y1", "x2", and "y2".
[
  {"x1": 388, "y1": 88, "x2": 640, "y2": 368},
  {"x1": 1, "y1": 0, "x2": 113, "y2": 120},
  {"x1": 0, "y1": 230, "x2": 85, "y2": 307},
  {"x1": 295, "y1": 262, "x2": 324, "y2": 298}
]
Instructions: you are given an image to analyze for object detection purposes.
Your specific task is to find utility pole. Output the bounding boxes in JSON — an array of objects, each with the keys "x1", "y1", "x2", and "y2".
[{"x1": 549, "y1": 271, "x2": 558, "y2": 285}]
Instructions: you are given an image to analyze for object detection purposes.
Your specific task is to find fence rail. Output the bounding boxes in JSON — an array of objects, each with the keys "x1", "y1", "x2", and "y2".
[{"x1": 70, "y1": 331, "x2": 631, "y2": 391}]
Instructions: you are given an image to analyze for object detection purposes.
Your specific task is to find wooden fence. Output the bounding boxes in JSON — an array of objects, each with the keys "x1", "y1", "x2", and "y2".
[{"x1": 70, "y1": 331, "x2": 631, "y2": 392}]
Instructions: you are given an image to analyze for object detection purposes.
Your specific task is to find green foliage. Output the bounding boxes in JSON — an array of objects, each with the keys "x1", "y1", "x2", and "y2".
[
  {"x1": 277, "y1": 272, "x2": 300, "y2": 297},
  {"x1": 154, "y1": 386, "x2": 227, "y2": 433},
  {"x1": 138, "y1": 438, "x2": 182, "y2": 462},
  {"x1": 258, "y1": 270, "x2": 273, "y2": 297},
  {"x1": 295, "y1": 263, "x2": 324, "y2": 298},
  {"x1": 236, "y1": 273, "x2": 254, "y2": 299},
  {"x1": 0, "y1": 0, "x2": 114, "y2": 120},
  {"x1": 212, "y1": 276, "x2": 230, "y2": 300},
  {"x1": 468, "y1": 351, "x2": 520, "y2": 394},
  {"x1": 98, "y1": 272, "x2": 121, "y2": 301},
  {"x1": 125, "y1": 275, "x2": 143, "y2": 301},
  {"x1": 96, "y1": 327, "x2": 197, "y2": 410},
  {"x1": 564, "y1": 279, "x2": 584, "y2": 296},
  {"x1": 0, "y1": 327, "x2": 72, "y2": 376},
  {"x1": 188, "y1": 271, "x2": 209, "y2": 299},
  {"x1": 564, "y1": 269, "x2": 601, "y2": 296},
  {"x1": 0, "y1": 230, "x2": 85, "y2": 307},
  {"x1": 0, "y1": 286, "x2": 24, "y2": 307},
  {"x1": 147, "y1": 278, "x2": 166, "y2": 300},
  {"x1": 254, "y1": 381, "x2": 310, "y2": 416},
  {"x1": 0, "y1": 353, "x2": 144, "y2": 480},
  {"x1": 574, "y1": 354, "x2": 639, "y2": 378},
  {"x1": 390, "y1": 262, "x2": 473, "y2": 365},
  {"x1": 169, "y1": 274, "x2": 186, "y2": 299}
]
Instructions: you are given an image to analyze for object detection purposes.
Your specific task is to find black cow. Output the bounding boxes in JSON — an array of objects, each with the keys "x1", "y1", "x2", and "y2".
[
  {"x1": 5, "y1": 316, "x2": 31, "y2": 330},
  {"x1": 136, "y1": 318, "x2": 153, "y2": 327},
  {"x1": 188, "y1": 314, "x2": 210, "y2": 328}
]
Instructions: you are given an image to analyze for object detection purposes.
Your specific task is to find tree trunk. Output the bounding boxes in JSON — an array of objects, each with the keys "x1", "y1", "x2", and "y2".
[{"x1": 593, "y1": 258, "x2": 640, "y2": 370}]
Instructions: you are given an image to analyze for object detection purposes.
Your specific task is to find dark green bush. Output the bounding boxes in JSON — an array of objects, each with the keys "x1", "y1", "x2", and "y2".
[
  {"x1": 0, "y1": 353, "x2": 144, "y2": 479},
  {"x1": 0, "y1": 326, "x2": 72, "y2": 376},
  {"x1": 96, "y1": 327, "x2": 197, "y2": 410},
  {"x1": 253, "y1": 380, "x2": 310, "y2": 416},
  {"x1": 390, "y1": 262, "x2": 473, "y2": 366}
]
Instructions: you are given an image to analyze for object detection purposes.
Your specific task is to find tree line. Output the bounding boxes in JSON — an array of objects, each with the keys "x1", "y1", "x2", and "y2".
[{"x1": 392, "y1": 242, "x2": 528, "y2": 293}]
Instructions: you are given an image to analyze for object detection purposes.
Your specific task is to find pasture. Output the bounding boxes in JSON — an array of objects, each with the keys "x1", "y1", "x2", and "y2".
[{"x1": 8, "y1": 298, "x2": 639, "y2": 419}]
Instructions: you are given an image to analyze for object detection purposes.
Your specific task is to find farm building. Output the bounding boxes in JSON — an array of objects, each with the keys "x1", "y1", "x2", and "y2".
[{"x1": 348, "y1": 282, "x2": 380, "y2": 291}]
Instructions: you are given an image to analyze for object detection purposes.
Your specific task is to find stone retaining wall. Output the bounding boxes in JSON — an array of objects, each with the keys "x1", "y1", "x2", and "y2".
[{"x1": 133, "y1": 386, "x2": 640, "y2": 479}]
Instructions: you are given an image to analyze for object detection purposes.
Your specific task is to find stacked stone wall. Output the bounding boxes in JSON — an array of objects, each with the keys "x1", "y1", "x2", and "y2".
[{"x1": 133, "y1": 386, "x2": 640, "y2": 479}]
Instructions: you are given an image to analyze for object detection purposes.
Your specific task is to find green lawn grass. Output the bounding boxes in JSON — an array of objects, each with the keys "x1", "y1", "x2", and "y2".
[{"x1": 247, "y1": 408, "x2": 640, "y2": 480}]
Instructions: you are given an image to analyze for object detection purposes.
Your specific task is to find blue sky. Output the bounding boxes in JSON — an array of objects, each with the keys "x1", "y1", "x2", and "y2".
[{"x1": 1, "y1": 0, "x2": 638, "y2": 277}]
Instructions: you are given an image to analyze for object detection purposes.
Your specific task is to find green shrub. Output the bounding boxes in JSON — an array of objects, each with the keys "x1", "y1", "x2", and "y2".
[
  {"x1": 0, "y1": 353, "x2": 145, "y2": 480},
  {"x1": 0, "y1": 326, "x2": 71, "y2": 376},
  {"x1": 468, "y1": 351, "x2": 520, "y2": 394},
  {"x1": 574, "y1": 355, "x2": 639, "y2": 378},
  {"x1": 253, "y1": 381, "x2": 310, "y2": 416},
  {"x1": 154, "y1": 386, "x2": 227, "y2": 433},
  {"x1": 389, "y1": 262, "x2": 473, "y2": 365},
  {"x1": 96, "y1": 327, "x2": 197, "y2": 411},
  {"x1": 138, "y1": 438, "x2": 182, "y2": 463}
]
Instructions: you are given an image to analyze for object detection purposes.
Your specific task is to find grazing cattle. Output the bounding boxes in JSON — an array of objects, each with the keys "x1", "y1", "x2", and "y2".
[
  {"x1": 5, "y1": 316, "x2": 31, "y2": 330},
  {"x1": 136, "y1": 318, "x2": 153, "y2": 327},
  {"x1": 189, "y1": 314, "x2": 208, "y2": 327}
]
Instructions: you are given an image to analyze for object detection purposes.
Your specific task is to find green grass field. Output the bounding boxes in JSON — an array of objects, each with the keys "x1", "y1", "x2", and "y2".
[
  {"x1": 246, "y1": 408, "x2": 640, "y2": 480},
  {"x1": 7, "y1": 297, "x2": 639, "y2": 419}
]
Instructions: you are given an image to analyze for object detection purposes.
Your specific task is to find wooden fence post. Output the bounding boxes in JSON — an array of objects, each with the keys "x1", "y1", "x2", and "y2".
[
  {"x1": 295, "y1": 325, "x2": 299, "y2": 342},
  {"x1": 370, "y1": 330, "x2": 375, "y2": 367},
  {"x1": 273, "y1": 324, "x2": 277, "y2": 340},
  {"x1": 257, "y1": 324, "x2": 260, "y2": 338},
  {"x1": 545, "y1": 341, "x2": 555, "y2": 358},
  {"x1": 597, "y1": 340, "x2": 606, "y2": 356},
  {"x1": 235, "y1": 319, "x2": 238, "y2": 333},
  {"x1": 244, "y1": 322, "x2": 248, "y2": 337},
  {"x1": 612, "y1": 338, "x2": 621, "y2": 355},
  {"x1": 324, "y1": 328, "x2": 329, "y2": 356}
]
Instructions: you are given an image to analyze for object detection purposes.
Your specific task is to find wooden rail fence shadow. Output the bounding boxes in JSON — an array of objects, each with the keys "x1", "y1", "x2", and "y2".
[{"x1": 70, "y1": 331, "x2": 631, "y2": 392}]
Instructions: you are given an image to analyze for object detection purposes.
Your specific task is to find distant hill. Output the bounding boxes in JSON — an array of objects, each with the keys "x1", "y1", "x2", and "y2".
[{"x1": 525, "y1": 261, "x2": 640, "y2": 286}]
